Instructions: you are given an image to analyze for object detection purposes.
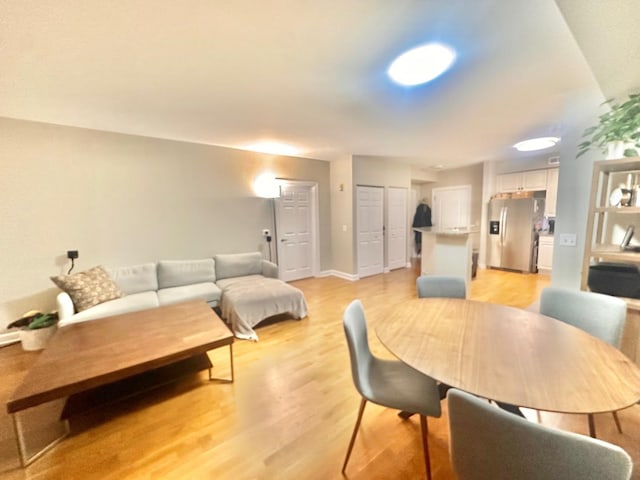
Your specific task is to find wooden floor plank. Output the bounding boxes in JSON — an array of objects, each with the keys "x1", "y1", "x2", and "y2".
[{"x1": 1, "y1": 265, "x2": 639, "y2": 479}]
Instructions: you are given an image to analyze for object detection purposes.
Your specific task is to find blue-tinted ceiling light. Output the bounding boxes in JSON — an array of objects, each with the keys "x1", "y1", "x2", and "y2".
[{"x1": 388, "y1": 43, "x2": 456, "y2": 86}]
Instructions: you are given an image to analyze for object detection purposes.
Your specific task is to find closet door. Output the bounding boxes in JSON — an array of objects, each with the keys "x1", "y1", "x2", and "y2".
[
  {"x1": 387, "y1": 187, "x2": 407, "y2": 270},
  {"x1": 357, "y1": 186, "x2": 384, "y2": 278}
]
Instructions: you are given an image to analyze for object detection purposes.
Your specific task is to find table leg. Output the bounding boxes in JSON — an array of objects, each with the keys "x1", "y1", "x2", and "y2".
[
  {"x1": 588, "y1": 414, "x2": 596, "y2": 438},
  {"x1": 12, "y1": 412, "x2": 69, "y2": 467},
  {"x1": 208, "y1": 344, "x2": 234, "y2": 383}
]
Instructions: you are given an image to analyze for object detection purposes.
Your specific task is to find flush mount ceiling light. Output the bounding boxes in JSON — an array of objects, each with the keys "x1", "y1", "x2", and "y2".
[
  {"x1": 387, "y1": 42, "x2": 456, "y2": 86},
  {"x1": 244, "y1": 141, "x2": 299, "y2": 156},
  {"x1": 513, "y1": 137, "x2": 560, "y2": 152}
]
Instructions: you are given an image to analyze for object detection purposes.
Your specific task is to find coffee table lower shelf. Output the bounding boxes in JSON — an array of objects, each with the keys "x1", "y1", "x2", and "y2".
[{"x1": 61, "y1": 353, "x2": 213, "y2": 420}]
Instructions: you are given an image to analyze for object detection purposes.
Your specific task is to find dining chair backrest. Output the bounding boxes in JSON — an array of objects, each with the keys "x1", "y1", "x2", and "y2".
[
  {"x1": 343, "y1": 300, "x2": 373, "y2": 399},
  {"x1": 416, "y1": 275, "x2": 466, "y2": 299},
  {"x1": 539, "y1": 287, "x2": 627, "y2": 347},
  {"x1": 447, "y1": 389, "x2": 633, "y2": 480}
]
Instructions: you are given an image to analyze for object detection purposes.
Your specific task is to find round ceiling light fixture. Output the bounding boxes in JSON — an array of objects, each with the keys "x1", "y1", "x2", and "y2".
[
  {"x1": 513, "y1": 137, "x2": 560, "y2": 152},
  {"x1": 388, "y1": 42, "x2": 456, "y2": 86}
]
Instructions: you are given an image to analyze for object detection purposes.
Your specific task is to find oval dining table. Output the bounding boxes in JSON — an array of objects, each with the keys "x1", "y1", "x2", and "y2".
[{"x1": 375, "y1": 298, "x2": 640, "y2": 436}]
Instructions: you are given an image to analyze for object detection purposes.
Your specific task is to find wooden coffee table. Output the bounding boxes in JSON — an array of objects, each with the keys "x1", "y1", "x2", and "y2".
[{"x1": 6, "y1": 300, "x2": 234, "y2": 466}]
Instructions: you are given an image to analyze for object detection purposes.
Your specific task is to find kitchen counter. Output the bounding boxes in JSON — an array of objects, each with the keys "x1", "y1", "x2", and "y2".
[
  {"x1": 414, "y1": 228, "x2": 474, "y2": 291},
  {"x1": 415, "y1": 227, "x2": 480, "y2": 236}
]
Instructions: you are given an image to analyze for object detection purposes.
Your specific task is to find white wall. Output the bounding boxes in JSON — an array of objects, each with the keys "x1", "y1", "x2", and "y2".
[
  {"x1": 552, "y1": 88, "x2": 607, "y2": 288},
  {"x1": 0, "y1": 117, "x2": 330, "y2": 330},
  {"x1": 330, "y1": 155, "x2": 355, "y2": 275}
]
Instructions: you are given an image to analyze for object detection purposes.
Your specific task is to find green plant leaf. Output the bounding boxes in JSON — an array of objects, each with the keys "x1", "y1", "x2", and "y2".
[{"x1": 27, "y1": 313, "x2": 57, "y2": 330}]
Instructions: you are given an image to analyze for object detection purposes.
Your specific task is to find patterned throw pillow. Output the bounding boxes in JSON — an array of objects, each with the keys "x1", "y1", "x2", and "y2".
[{"x1": 51, "y1": 266, "x2": 124, "y2": 312}]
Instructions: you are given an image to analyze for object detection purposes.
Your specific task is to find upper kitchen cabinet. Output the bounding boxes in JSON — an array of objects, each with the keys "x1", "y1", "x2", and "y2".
[
  {"x1": 544, "y1": 168, "x2": 559, "y2": 217},
  {"x1": 497, "y1": 169, "x2": 547, "y2": 193}
]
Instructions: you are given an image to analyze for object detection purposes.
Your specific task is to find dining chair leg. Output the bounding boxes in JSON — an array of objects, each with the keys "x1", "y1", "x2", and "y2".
[
  {"x1": 588, "y1": 413, "x2": 596, "y2": 438},
  {"x1": 611, "y1": 411, "x2": 623, "y2": 434},
  {"x1": 342, "y1": 398, "x2": 368, "y2": 473},
  {"x1": 419, "y1": 415, "x2": 432, "y2": 480}
]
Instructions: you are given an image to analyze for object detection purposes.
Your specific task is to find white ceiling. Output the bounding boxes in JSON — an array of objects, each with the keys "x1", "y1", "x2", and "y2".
[{"x1": 0, "y1": 0, "x2": 613, "y2": 168}]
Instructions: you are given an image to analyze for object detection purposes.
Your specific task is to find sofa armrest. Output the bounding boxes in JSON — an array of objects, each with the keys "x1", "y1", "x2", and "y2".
[
  {"x1": 261, "y1": 260, "x2": 279, "y2": 279},
  {"x1": 56, "y1": 291, "x2": 76, "y2": 320}
]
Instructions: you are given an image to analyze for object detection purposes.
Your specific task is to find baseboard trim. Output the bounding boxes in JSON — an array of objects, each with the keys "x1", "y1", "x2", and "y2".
[
  {"x1": 0, "y1": 331, "x2": 20, "y2": 347},
  {"x1": 320, "y1": 270, "x2": 359, "y2": 281}
]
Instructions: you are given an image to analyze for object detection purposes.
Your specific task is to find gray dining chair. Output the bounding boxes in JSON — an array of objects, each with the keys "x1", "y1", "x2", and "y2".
[
  {"x1": 342, "y1": 300, "x2": 441, "y2": 480},
  {"x1": 416, "y1": 274, "x2": 466, "y2": 299},
  {"x1": 540, "y1": 286, "x2": 627, "y2": 437},
  {"x1": 447, "y1": 389, "x2": 633, "y2": 480}
]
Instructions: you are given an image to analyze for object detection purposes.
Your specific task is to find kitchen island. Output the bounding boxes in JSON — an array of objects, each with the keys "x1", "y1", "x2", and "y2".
[{"x1": 414, "y1": 227, "x2": 478, "y2": 293}]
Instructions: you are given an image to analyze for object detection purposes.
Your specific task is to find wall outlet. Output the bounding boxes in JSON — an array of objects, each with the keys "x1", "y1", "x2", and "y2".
[
  {"x1": 558, "y1": 233, "x2": 577, "y2": 247},
  {"x1": 262, "y1": 229, "x2": 270, "y2": 237}
]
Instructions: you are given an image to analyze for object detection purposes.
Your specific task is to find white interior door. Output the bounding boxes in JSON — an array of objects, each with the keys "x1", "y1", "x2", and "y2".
[
  {"x1": 387, "y1": 187, "x2": 407, "y2": 270},
  {"x1": 276, "y1": 184, "x2": 314, "y2": 282},
  {"x1": 357, "y1": 186, "x2": 384, "y2": 278},
  {"x1": 432, "y1": 185, "x2": 471, "y2": 230}
]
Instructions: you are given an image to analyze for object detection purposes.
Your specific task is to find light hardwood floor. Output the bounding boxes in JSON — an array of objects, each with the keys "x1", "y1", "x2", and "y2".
[{"x1": 1, "y1": 266, "x2": 639, "y2": 479}]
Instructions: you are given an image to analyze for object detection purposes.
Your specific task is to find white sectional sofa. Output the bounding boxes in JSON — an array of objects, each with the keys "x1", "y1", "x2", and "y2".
[{"x1": 55, "y1": 252, "x2": 306, "y2": 340}]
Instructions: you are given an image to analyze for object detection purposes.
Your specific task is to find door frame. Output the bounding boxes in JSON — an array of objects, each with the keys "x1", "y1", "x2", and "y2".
[{"x1": 274, "y1": 180, "x2": 320, "y2": 279}]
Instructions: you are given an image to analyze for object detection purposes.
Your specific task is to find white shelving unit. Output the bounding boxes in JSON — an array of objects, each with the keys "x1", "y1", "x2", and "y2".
[{"x1": 582, "y1": 157, "x2": 640, "y2": 364}]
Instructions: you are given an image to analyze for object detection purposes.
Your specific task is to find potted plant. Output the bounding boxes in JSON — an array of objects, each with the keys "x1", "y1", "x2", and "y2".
[
  {"x1": 7, "y1": 310, "x2": 59, "y2": 351},
  {"x1": 577, "y1": 93, "x2": 640, "y2": 159}
]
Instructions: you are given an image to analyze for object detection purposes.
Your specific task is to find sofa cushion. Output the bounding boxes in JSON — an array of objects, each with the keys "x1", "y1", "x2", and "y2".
[
  {"x1": 215, "y1": 252, "x2": 263, "y2": 280},
  {"x1": 51, "y1": 266, "x2": 124, "y2": 312},
  {"x1": 58, "y1": 291, "x2": 159, "y2": 326},
  {"x1": 157, "y1": 282, "x2": 222, "y2": 306},
  {"x1": 106, "y1": 263, "x2": 158, "y2": 295},
  {"x1": 157, "y1": 259, "x2": 216, "y2": 289},
  {"x1": 216, "y1": 274, "x2": 265, "y2": 291}
]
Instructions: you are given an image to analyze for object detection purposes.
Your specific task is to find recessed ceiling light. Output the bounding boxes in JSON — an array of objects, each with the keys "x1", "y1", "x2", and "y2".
[
  {"x1": 513, "y1": 137, "x2": 560, "y2": 152},
  {"x1": 244, "y1": 141, "x2": 299, "y2": 156},
  {"x1": 388, "y1": 43, "x2": 456, "y2": 86}
]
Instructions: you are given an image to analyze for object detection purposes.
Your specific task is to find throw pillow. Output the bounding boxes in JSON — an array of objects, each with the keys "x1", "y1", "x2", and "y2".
[{"x1": 51, "y1": 266, "x2": 124, "y2": 312}]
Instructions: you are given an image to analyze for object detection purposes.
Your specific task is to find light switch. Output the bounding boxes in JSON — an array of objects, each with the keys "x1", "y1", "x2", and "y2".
[{"x1": 558, "y1": 233, "x2": 577, "y2": 246}]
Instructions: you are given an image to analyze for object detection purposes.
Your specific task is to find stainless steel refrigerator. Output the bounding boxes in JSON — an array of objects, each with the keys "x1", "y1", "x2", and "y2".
[{"x1": 487, "y1": 197, "x2": 544, "y2": 273}]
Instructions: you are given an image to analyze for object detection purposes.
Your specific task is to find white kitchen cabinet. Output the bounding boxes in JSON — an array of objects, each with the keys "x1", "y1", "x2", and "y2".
[
  {"x1": 497, "y1": 170, "x2": 548, "y2": 192},
  {"x1": 497, "y1": 172, "x2": 523, "y2": 192},
  {"x1": 545, "y1": 168, "x2": 559, "y2": 217},
  {"x1": 523, "y1": 169, "x2": 548, "y2": 190},
  {"x1": 537, "y1": 235, "x2": 554, "y2": 272}
]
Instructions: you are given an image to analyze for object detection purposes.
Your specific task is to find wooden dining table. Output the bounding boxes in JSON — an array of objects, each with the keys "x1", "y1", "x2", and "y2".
[{"x1": 376, "y1": 298, "x2": 640, "y2": 424}]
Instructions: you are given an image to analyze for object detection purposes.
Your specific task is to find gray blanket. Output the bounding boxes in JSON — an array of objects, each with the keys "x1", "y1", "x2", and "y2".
[{"x1": 218, "y1": 275, "x2": 308, "y2": 340}]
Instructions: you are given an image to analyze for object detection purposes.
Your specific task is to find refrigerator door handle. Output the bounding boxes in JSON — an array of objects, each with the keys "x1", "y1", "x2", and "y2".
[
  {"x1": 501, "y1": 207, "x2": 508, "y2": 246},
  {"x1": 499, "y1": 207, "x2": 506, "y2": 246}
]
